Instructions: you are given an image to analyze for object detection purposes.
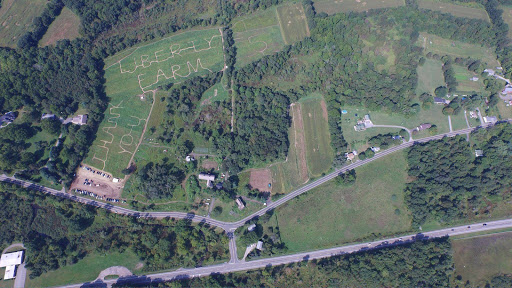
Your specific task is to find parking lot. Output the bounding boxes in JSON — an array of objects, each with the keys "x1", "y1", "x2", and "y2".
[{"x1": 70, "y1": 166, "x2": 123, "y2": 199}]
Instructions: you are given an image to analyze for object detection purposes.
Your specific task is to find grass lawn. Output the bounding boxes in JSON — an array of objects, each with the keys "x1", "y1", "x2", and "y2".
[
  {"x1": 314, "y1": 0, "x2": 405, "y2": 14},
  {"x1": 501, "y1": 5, "x2": 512, "y2": 40},
  {"x1": 300, "y1": 95, "x2": 334, "y2": 177},
  {"x1": 452, "y1": 232, "x2": 512, "y2": 286},
  {"x1": 275, "y1": 3, "x2": 310, "y2": 45},
  {"x1": 210, "y1": 197, "x2": 264, "y2": 222},
  {"x1": 0, "y1": 0, "x2": 48, "y2": 47},
  {"x1": 418, "y1": 33, "x2": 500, "y2": 68},
  {"x1": 418, "y1": 0, "x2": 489, "y2": 21},
  {"x1": 25, "y1": 250, "x2": 141, "y2": 287},
  {"x1": 232, "y1": 7, "x2": 285, "y2": 68},
  {"x1": 85, "y1": 28, "x2": 224, "y2": 177},
  {"x1": 450, "y1": 112, "x2": 470, "y2": 131},
  {"x1": 39, "y1": 7, "x2": 80, "y2": 46},
  {"x1": 277, "y1": 149, "x2": 411, "y2": 252},
  {"x1": 496, "y1": 99, "x2": 512, "y2": 120},
  {"x1": 416, "y1": 58, "x2": 445, "y2": 96},
  {"x1": 453, "y1": 65, "x2": 486, "y2": 94}
]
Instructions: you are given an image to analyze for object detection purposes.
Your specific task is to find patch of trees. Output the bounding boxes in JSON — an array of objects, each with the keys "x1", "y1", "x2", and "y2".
[
  {"x1": 405, "y1": 123, "x2": 512, "y2": 227},
  {"x1": 164, "y1": 237, "x2": 453, "y2": 287},
  {"x1": 441, "y1": 56, "x2": 458, "y2": 92},
  {"x1": 132, "y1": 160, "x2": 185, "y2": 200},
  {"x1": 368, "y1": 133, "x2": 403, "y2": 149},
  {"x1": 214, "y1": 86, "x2": 291, "y2": 174},
  {"x1": 335, "y1": 170, "x2": 356, "y2": 186},
  {"x1": 0, "y1": 184, "x2": 229, "y2": 278},
  {"x1": 18, "y1": 0, "x2": 64, "y2": 48}
]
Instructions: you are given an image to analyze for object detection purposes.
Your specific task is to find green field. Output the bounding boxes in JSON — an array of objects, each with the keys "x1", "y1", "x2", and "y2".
[
  {"x1": 452, "y1": 232, "x2": 512, "y2": 286},
  {"x1": 314, "y1": 0, "x2": 405, "y2": 15},
  {"x1": 85, "y1": 28, "x2": 224, "y2": 177},
  {"x1": 40, "y1": 7, "x2": 81, "y2": 46},
  {"x1": 25, "y1": 250, "x2": 141, "y2": 287},
  {"x1": 418, "y1": 0, "x2": 488, "y2": 21},
  {"x1": 453, "y1": 65, "x2": 485, "y2": 94},
  {"x1": 501, "y1": 6, "x2": 512, "y2": 39},
  {"x1": 416, "y1": 58, "x2": 445, "y2": 95},
  {"x1": 276, "y1": 3, "x2": 310, "y2": 44},
  {"x1": 232, "y1": 7, "x2": 286, "y2": 67},
  {"x1": 419, "y1": 32, "x2": 500, "y2": 68},
  {"x1": 0, "y1": 0, "x2": 48, "y2": 47},
  {"x1": 277, "y1": 150, "x2": 411, "y2": 252},
  {"x1": 300, "y1": 96, "x2": 334, "y2": 176}
]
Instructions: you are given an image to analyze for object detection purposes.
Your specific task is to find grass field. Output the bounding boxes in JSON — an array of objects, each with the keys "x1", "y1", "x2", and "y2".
[
  {"x1": 300, "y1": 96, "x2": 334, "y2": 177},
  {"x1": 501, "y1": 5, "x2": 512, "y2": 39},
  {"x1": 0, "y1": 0, "x2": 48, "y2": 47},
  {"x1": 416, "y1": 58, "x2": 445, "y2": 95},
  {"x1": 419, "y1": 32, "x2": 500, "y2": 68},
  {"x1": 452, "y1": 232, "x2": 512, "y2": 286},
  {"x1": 232, "y1": 7, "x2": 286, "y2": 67},
  {"x1": 453, "y1": 65, "x2": 485, "y2": 94},
  {"x1": 277, "y1": 150, "x2": 411, "y2": 252},
  {"x1": 418, "y1": 0, "x2": 489, "y2": 21},
  {"x1": 25, "y1": 250, "x2": 141, "y2": 287},
  {"x1": 314, "y1": 0, "x2": 405, "y2": 15},
  {"x1": 84, "y1": 28, "x2": 224, "y2": 177},
  {"x1": 39, "y1": 7, "x2": 81, "y2": 46},
  {"x1": 276, "y1": 3, "x2": 310, "y2": 45}
]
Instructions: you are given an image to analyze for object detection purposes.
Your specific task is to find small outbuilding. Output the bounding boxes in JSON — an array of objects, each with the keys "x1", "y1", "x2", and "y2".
[
  {"x1": 247, "y1": 224, "x2": 256, "y2": 231},
  {"x1": 475, "y1": 150, "x2": 484, "y2": 157},
  {"x1": 483, "y1": 116, "x2": 498, "y2": 124},
  {"x1": 256, "y1": 241, "x2": 264, "y2": 250},
  {"x1": 199, "y1": 173, "x2": 216, "y2": 188},
  {"x1": 235, "y1": 197, "x2": 245, "y2": 210}
]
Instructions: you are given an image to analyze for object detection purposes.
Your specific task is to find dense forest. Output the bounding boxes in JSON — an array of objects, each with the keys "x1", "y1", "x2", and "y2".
[
  {"x1": 153, "y1": 238, "x2": 453, "y2": 287},
  {"x1": 0, "y1": 183, "x2": 229, "y2": 278},
  {"x1": 405, "y1": 123, "x2": 512, "y2": 226}
]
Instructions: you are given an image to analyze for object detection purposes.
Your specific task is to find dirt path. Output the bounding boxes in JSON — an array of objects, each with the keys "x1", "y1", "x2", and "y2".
[
  {"x1": 96, "y1": 266, "x2": 132, "y2": 280},
  {"x1": 291, "y1": 103, "x2": 309, "y2": 183},
  {"x1": 126, "y1": 90, "x2": 157, "y2": 170}
]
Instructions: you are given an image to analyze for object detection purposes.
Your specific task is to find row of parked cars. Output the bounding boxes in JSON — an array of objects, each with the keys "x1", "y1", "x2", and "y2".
[
  {"x1": 75, "y1": 189, "x2": 103, "y2": 200},
  {"x1": 80, "y1": 165, "x2": 111, "y2": 179}
]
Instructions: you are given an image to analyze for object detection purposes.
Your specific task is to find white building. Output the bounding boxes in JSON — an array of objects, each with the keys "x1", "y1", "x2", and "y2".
[
  {"x1": 483, "y1": 116, "x2": 498, "y2": 124},
  {"x1": 256, "y1": 241, "x2": 264, "y2": 250},
  {"x1": 198, "y1": 173, "x2": 215, "y2": 188},
  {"x1": 0, "y1": 251, "x2": 24, "y2": 280}
]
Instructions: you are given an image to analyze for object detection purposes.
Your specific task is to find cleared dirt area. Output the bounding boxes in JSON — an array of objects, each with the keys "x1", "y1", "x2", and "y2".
[
  {"x1": 70, "y1": 167, "x2": 123, "y2": 198},
  {"x1": 249, "y1": 168, "x2": 272, "y2": 192},
  {"x1": 201, "y1": 160, "x2": 219, "y2": 170}
]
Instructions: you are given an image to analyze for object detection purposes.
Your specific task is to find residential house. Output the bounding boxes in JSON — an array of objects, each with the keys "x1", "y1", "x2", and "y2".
[
  {"x1": 470, "y1": 76, "x2": 479, "y2": 82},
  {"x1": 502, "y1": 85, "x2": 512, "y2": 96},
  {"x1": 370, "y1": 147, "x2": 380, "y2": 152},
  {"x1": 198, "y1": 173, "x2": 216, "y2": 188},
  {"x1": 236, "y1": 197, "x2": 245, "y2": 210},
  {"x1": 256, "y1": 241, "x2": 264, "y2": 250},
  {"x1": 475, "y1": 150, "x2": 483, "y2": 157},
  {"x1": 247, "y1": 224, "x2": 256, "y2": 231},
  {"x1": 0, "y1": 251, "x2": 24, "y2": 280},
  {"x1": 0, "y1": 112, "x2": 17, "y2": 128},
  {"x1": 484, "y1": 68, "x2": 495, "y2": 76},
  {"x1": 433, "y1": 97, "x2": 450, "y2": 105},
  {"x1": 483, "y1": 116, "x2": 498, "y2": 124}
]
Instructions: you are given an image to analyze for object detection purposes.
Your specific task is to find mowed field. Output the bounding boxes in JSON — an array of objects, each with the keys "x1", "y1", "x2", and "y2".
[
  {"x1": 418, "y1": 0, "x2": 489, "y2": 21},
  {"x1": 452, "y1": 232, "x2": 512, "y2": 286},
  {"x1": 40, "y1": 7, "x2": 81, "y2": 46},
  {"x1": 453, "y1": 64, "x2": 486, "y2": 94},
  {"x1": 416, "y1": 58, "x2": 445, "y2": 95},
  {"x1": 419, "y1": 32, "x2": 500, "y2": 68},
  {"x1": 0, "y1": 0, "x2": 48, "y2": 47},
  {"x1": 276, "y1": 3, "x2": 310, "y2": 44},
  {"x1": 501, "y1": 5, "x2": 512, "y2": 39},
  {"x1": 277, "y1": 150, "x2": 411, "y2": 252},
  {"x1": 300, "y1": 96, "x2": 334, "y2": 177},
  {"x1": 314, "y1": 0, "x2": 405, "y2": 15},
  {"x1": 85, "y1": 28, "x2": 224, "y2": 177},
  {"x1": 232, "y1": 7, "x2": 285, "y2": 67}
]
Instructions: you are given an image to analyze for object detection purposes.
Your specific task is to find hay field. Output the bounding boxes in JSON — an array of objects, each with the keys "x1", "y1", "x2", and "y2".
[
  {"x1": 416, "y1": 58, "x2": 445, "y2": 95},
  {"x1": 500, "y1": 5, "x2": 512, "y2": 39},
  {"x1": 314, "y1": 0, "x2": 405, "y2": 15},
  {"x1": 276, "y1": 3, "x2": 310, "y2": 44},
  {"x1": 40, "y1": 7, "x2": 81, "y2": 46},
  {"x1": 418, "y1": 0, "x2": 489, "y2": 21},
  {"x1": 0, "y1": 0, "x2": 48, "y2": 47},
  {"x1": 84, "y1": 28, "x2": 224, "y2": 177}
]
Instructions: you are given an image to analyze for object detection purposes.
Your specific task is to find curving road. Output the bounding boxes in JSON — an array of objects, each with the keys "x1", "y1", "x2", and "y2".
[{"x1": 59, "y1": 217, "x2": 512, "y2": 288}]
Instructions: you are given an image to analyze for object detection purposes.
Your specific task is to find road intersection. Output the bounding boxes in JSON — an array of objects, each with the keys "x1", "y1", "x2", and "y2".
[{"x1": 2, "y1": 124, "x2": 507, "y2": 287}]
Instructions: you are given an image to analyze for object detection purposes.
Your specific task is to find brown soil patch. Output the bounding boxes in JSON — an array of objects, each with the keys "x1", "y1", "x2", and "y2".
[
  {"x1": 292, "y1": 103, "x2": 309, "y2": 183},
  {"x1": 319, "y1": 99, "x2": 328, "y2": 122},
  {"x1": 201, "y1": 160, "x2": 219, "y2": 170},
  {"x1": 249, "y1": 168, "x2": 272, "y2": 192},
  {"x1": 70, "y1": 167, "x2": 122, "y2": 198}
]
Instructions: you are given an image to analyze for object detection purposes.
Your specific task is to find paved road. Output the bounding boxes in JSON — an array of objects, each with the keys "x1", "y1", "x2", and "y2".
[{"x1": 59, "y1": 217, "x2": 512, "y2": 288}]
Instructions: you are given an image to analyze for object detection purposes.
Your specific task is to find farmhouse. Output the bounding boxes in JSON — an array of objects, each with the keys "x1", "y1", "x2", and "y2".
[
  {"x1": 433, "y1": 97, "x2": 450, "y2": 105},
  {"x1": 0, "y1": 112, "x2": 17, "y2": 128},
  {"x1": 469, "y1": 111, "x2": 478, "y2": 119},
  {"x1": 198, "y1": 173, "x2": 215, "y2": 188},
  {"x1": 354, "y1": 114, "x2": 373, "y2": 131},
  {"x1": 247, "y1": 224, "x2": 256, "y2": 231},
  {"x1": 501, "y1": 85, "x2": 512, "y2": 95},
  {"x1": 256, "y1": 241, "x2": 264, "y2": 250},
  {"x1": 0, "y1": 251, "x2": 24, "y2": 280},
  {"x1": 483, "y1": 116, "x2": 497, "y2": 124},
  {"x1": 484, "y1": 68, "x2": 495, "y2": 76},
  {"x1": 236, "y1": 197, "x2": 245, "y2": 210}
]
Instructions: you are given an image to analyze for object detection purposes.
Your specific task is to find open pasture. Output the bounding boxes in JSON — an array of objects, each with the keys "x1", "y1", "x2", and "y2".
[
  {"x1": 85, "y1": 28, "x2": 224, "y2": 177},
  {"x1": 277, "y1": 150, "x2": 411, "y2": 252},
  {"x1": 276, "y1": 3, "x2": 310, "y2": 44},
  {"x1": 313, "y1": 0, "x2": 405, "y2": 15},
  {"x1": 416, "y1": 58, "x2": 445, "y2": 95},
  {"x1": 452, "y1": 232, "x2": 512, "y2": 286},
  {"x1": 418, "y1": 0, "x2": 489, "y2": 21},
  {"x1": 501, "y1": 5, "x2": 512, "y2": 39},
  {"x1": 419, "y1": 33, "x2": 500, "y2": 68},
  {"x1": 453, "y1": 65, "x2": 485, "y2": 94},
  {"x1": 232, "y1": 7, "x2": 286, "y2": 67},
  {"x1": 40, "y1": 7, "x2": 81, "y2": 46},
  {"x1": 300, "y1": 96, "x2": 334, "y2": 177},
  {"x1": 0, "y1": 0, "x2": 48, "y2": 47}
]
